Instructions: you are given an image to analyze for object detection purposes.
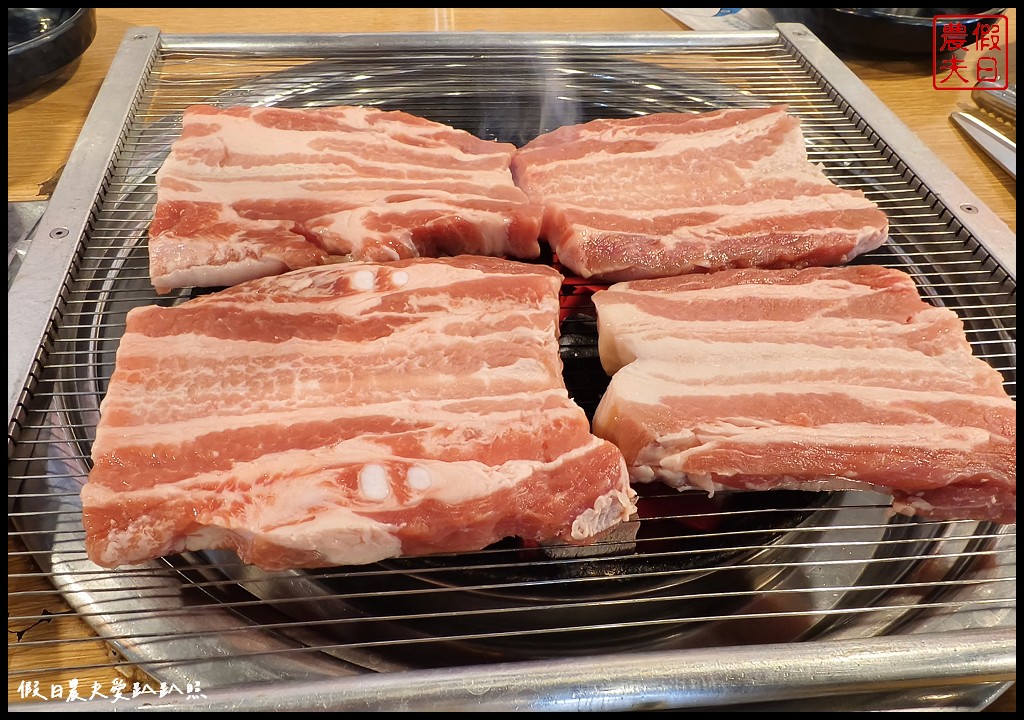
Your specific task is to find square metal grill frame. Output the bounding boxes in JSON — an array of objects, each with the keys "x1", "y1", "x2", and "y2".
[{"x1": 6, "y1": 25, "x2": 1017, "y2": 711}]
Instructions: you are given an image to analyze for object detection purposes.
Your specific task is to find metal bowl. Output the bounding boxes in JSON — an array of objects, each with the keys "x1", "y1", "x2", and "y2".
[{"x1": 8, "y1": 8, "x2": 97, "y2": 101}]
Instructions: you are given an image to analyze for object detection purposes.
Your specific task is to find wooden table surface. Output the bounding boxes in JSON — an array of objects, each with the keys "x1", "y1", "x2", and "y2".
[{"x1": 7, "y1": 8, "x2": 1016, "y2": 711}]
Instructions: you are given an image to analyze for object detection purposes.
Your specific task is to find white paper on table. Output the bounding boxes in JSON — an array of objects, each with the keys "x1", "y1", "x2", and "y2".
[{"x1": 661, "y1": 8, "x2": 777, "y2": 31}]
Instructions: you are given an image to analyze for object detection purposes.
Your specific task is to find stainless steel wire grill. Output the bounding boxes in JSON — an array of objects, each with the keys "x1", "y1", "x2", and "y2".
[{"x1": 8, "y1": 28, "x2": 1017, "y2": 711}]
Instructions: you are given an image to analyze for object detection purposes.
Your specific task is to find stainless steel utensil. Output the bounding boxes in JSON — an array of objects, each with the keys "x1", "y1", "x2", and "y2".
[
  {"x1": 951, "y1": 110, "x2": 1017, "y2": 178},
  {"x1": 973, "y1": 82, "x2": 1017, "y2": 122}
]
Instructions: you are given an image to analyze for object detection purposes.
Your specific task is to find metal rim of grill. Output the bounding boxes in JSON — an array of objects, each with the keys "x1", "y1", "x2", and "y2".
[{"x1": 7, "y1": 27, "x2": 1017, "y2": 711}]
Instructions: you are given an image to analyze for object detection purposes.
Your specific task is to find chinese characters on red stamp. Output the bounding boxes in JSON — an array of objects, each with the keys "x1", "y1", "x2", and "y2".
[{"x1": 933, "y1": 15, "x2": 1009, "y2": 90}]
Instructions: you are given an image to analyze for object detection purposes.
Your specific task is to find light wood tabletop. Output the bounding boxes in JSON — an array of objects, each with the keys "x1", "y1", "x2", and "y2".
[{"x1": 8, "y1": 8, "x2": 1016, "y2": 711}]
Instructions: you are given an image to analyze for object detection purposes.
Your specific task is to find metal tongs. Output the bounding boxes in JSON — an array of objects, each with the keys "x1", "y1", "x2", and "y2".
[{"x1": 950, "y1": 82, "x2": 1016, "y2": 179}]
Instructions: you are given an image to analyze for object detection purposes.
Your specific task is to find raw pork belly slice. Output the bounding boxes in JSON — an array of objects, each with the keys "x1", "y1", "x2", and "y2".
[
  {"x1": 83, "y1": 256, "x2": 634, "y2": 570},
  {"x1": 149, "y1": 105, "x2": 543, "y2": 293},
  {"x1": 511, "y1": 105, "x2": 889, "y2": 281},
  {"x1": 592, "y1": 266, "x2": 1015, "y2": 523}
]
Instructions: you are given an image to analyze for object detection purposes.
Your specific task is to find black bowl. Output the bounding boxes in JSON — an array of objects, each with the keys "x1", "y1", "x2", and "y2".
[
  {"x1": 8, "y1": 8, "x2": 97, "y2": 102},
  {"x1": 768, "y1": 7, "x2": 1005, "y2": 57}
]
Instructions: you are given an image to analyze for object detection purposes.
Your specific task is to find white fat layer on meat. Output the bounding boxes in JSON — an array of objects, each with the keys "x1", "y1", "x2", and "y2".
[
  {"x1": 604, "y1": 389, "x2": 1013, "y2": 489},
  {"x1": 178, "y1": 510, "x2": 404, "y2": 568},
  {"x1": 88, "y1": 435, "x2": 623, "y2": 515},
  {"x1": 153, "y1": 183, "x2": 527, "y2": 266},
  {"x1": 114, "y1": 286, "x2": 561, "y2": 360},
  {"x1": 177, "y1": 259, "x2": 557, "y2": 300},
  {"x1": 557, "y1": 217, "x2": 886, "y2": 272},
  {"x1": 668, "y1": 422, "x2": 998, "y2": 452},
  {"x1": 79, "y1": 489, "x2": 187, "y2": 568},
  {"x1": 597, "y1": 276, "x2": 898, "y2": 309},
  {"x1": 264, "y1": 520, "x2": 404, "y2": 567},
  {"x1": 161, "y1": 108, "x2": 513, "y2": 175},
  {"x1": 595, "y1": 311, "x2": 960, "y2": 351},
  {"x1": 571, "y1": 488, "x2": 637, "y2": 541},
  {"x1": 598, "y1": 362, "x2": 1016, "y2": 412},
  {"x1": 519, "y1": 110, "x2": 879, "y2": 224},
  {"x1": 92, "y1": 389, "x2": 578, "y2": 453},
  {"x1": 630, "y1": 362, "x2": 1007, "y2": 403},
  {"x1": 890, "y1": 492, "x2": 1003, "y2": 520},
  {"x1": 150, "y1": 243, "x2": 291, "y2": 292},
  {"x1": 132, "y1": 288, "x2": 558, "y2": 326},
  {"x1": 150, "y1": 221, "x2": 292, "y2": 257},
  {"x1": 520, "y1": 108, "x2": 804, "y2": 180},
  {"x1": 523, "y1": 115, "x2": 856, "y2": 200},
  {"x1": 85, "y1": 435, "x2": 632, "y2": 567},
  {"x1": 391, "y1": 270, "x2": 410, "y2": 287},
  {"x1": 110, "y1": 321, "x2": 557, "y2": 362},
  {"x1": 106, "y1": 283, "x2": 562, "y2": 419},
  {"x1": 122, "y1": 308, "x2": 555, "y2": 343},
  {"x1": 596, "y1": 292, "x2": 953, "y2": 323},
  {"x1": 157, "y1": 173, "x2": 520, "y2": 194},
  {"x1": 351, "y1": 269, "x2": 376, "y2": 291},
  {"x1": 97, "y1": 352, "x2": 569, "y2": 430},
  {"x1": 550, "y1": 188, "x2": 877, "y2": 218},
  {"x1": 566, "y1": 225, "x2": 887, "y2": 276},
  {"x1": 595, "y1": 311, "x2": 968, "y2": 377},
  {"x1": 309, "y1": 201, "x2": 515, "y2": 259},
  {"x1": 405, "y1": 465, "x2": 432, "y2": 490},
  {"x1": 184, "y1": 526, "x2": 236, "y2": 552},
  {"x1": 156, "y1": 170, "x2": 528, "y2": 204},
  {"x1": 91, "y1": 426, "x2": 612, "y2": 516},
  {"x1": 114, "y1": 327, "x2": 557, "y2": 362},
  {"x1": 179, "y1": 521, "x2": 405, "y2": 568},
  {"x1": 648, "y1": 423, "x2": 1004, "y2": 478},
  {"x1": 641, "y1": 470, "x2": 876, "y2": 495},
  {"x1": 890, "y1": 496, "x2": 936, "y2": 518},
  {"x1": 358, "y1": 463, "x2": 391, "y2": 500},
  {"x1": 162, "y1": 110, "x2": 509, "y2": 164},
  {"x1": 100, "y1": 355, "x2": 560, "y2": 422}
]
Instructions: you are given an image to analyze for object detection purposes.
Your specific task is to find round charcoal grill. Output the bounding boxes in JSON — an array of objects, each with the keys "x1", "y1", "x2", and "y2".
[
  {"x1": 7, "y1": 30, "x2": 1016, "y2": 711},
  {"x1": 194, "y1": 488, "x2": 835, "y2": 670}
]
